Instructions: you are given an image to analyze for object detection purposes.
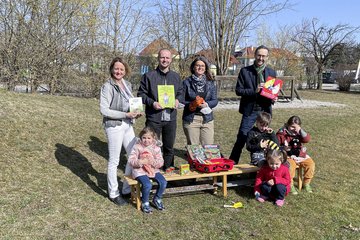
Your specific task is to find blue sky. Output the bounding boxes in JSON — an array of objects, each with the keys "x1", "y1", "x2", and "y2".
[{"x1": 250, "y1": 0, "x2": 360, "y2": 43}]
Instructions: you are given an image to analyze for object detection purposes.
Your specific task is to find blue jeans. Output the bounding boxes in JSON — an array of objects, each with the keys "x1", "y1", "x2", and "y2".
[
  {"x1": 136, "y1": 172, "x2": 167, "y2": 203},
  {"x1": 260, "y1": 183, "x2": 287, "y2": 200},
  {"x1": 230, "y1": 111, "x2": 259, "y2": 163}
]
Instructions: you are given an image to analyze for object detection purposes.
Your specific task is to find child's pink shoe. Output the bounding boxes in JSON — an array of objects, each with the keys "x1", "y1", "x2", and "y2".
[
  {"x1": 275, "y1": 199, "x2": 285, "y2": 207},
  {"x1": 256, "y1": 196, "x2": 268, "y2": 203}
]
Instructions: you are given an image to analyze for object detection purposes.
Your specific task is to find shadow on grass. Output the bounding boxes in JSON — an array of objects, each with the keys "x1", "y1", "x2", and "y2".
[
  {"x1": 55, "y1": 143, "x2": 108, "y2": 198},
  {"x1": 87, "y1": 136, "x2": 127, "y2": 171},
  {"x1": 88, "y1": 136, "x2": 108, "y2": 160}
]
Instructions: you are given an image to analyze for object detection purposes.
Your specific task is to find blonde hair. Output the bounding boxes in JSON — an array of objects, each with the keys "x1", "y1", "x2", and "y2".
[{"x1": 265, "y1": 148, "x2": 287, "y2": 164}]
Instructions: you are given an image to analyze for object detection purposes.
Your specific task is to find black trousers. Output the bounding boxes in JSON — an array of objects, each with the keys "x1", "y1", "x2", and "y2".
[{"x1": 146, "y1": 120, "x2": 176, "y2": 170}]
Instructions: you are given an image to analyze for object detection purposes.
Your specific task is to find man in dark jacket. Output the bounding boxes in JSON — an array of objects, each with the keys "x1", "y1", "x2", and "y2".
[
  {"x1": 138, "y1": 48, "x2": 183, "y2": 171},
  {"x1": 229, "y1": 45, "x2": 276, "y2": 164}
]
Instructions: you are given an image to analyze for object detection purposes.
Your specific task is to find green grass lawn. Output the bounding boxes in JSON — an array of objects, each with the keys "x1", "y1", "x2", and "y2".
[{"x1": 1, "y1": 89, "x2": 359, "y2": 239}]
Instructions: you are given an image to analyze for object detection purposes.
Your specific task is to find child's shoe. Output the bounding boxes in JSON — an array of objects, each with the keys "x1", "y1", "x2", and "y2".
[
  {"x1": 256, "y1": 195, "x2": 268, "y2": 203},
  {"x1": 141, "y1": 202, "x2": 153, "y2": 214},
  {"x1": 290, "y1": 184, "x2": 298, "y2": 195},
  {"x1": 275, "y1": 199, "x2": 285, "y2": 207},
  {"x1": 304, "y1": 184, "x2": 313, "y2": 193},
  {"x1": 152, "y1": 197, "x2": 165, "y2": 210}
]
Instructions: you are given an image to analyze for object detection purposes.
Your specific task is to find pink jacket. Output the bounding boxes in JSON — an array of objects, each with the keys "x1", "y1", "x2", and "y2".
[
  {"x1": 254, "y1": 164, "x2": 291, "y2": 195},
  {"x1": 128, "y1": 139, "x2": 164, "y2": 179}
]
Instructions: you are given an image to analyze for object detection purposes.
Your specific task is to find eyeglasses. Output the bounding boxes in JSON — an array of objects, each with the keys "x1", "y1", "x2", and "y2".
[
  {"x1": 195, "y1": 64, "x2": 206, "y2": 68},
  {"x1": 256, "y1": 54, "x2": 268, "y2": 59}
]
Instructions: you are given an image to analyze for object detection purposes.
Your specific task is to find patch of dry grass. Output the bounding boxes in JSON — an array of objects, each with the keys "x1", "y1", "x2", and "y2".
[{"x1": 0, "y1": 90, "x2": 359, "y2": 239}]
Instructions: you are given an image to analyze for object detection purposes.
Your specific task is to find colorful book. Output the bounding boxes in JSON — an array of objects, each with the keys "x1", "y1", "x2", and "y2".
[
  {"x1": 187, "y1": 145, "x2": 207, "y2": 164},
  {"x1": 129, "y1": 97, "x2": 144, "y2": 113},
  {"x1": 260, "y1": 76, "x2": 283, "y2": 100},
  {"x1": 180, "y1": 164, "x2": 190, "y2": 175},
  {"x1": 203, "y1": 144, "x2": 222, "y2": 159},
  {"x1": 158, "y1": 85, "x2": 175, "y2": 108}
]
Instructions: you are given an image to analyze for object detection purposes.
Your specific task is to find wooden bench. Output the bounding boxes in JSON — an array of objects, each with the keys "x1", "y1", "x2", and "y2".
[{"x1": 124, "y1": 164, "x2": 259, "y2": 210}]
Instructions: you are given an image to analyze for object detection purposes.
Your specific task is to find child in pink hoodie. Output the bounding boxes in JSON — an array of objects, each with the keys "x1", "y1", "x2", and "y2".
[{"x1": 128, "y1": 127, "x2": 167, "y2": 213}]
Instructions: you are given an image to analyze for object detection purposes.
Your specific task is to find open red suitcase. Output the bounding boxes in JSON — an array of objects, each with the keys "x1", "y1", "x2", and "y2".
[
  {"x1": 186, "y1": 145, "x2": 235, "y2": 173},
  {"x1": 188, "y1": 157, "x2": 235, "y2": 173}
]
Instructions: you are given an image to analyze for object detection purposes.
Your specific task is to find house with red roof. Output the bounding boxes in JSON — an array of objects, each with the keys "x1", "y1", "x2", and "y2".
[{"x1": 138, "y1": 38, "x2": 180, "y2": 74}]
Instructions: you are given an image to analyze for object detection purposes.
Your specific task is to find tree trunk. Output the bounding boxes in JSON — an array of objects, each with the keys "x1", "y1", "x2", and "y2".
[{"x1": 317, "y1": 66, "x2": 323, "y2": 90}]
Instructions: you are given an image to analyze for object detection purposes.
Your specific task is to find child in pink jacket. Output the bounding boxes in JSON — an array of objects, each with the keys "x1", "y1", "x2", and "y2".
[{"x1": 128, "y1": 127, "x2": 167, "y2": 213}]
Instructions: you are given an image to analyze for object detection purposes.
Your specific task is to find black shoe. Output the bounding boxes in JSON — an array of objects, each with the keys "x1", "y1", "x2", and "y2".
[
  {"x1": 121, "y1": 193, "x2": 131, "y2": 199},
  {"x1": 110, "y1": 196, "x2": 127, "y2": 206},
  {"x1": 152, "y1": 197, "x2": 165, "y2": 210}
]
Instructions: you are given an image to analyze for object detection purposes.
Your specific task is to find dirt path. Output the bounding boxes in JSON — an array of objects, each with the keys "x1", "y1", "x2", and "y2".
[{"x1": 214, "y1": 98, "x2": 346, "y2": 110}]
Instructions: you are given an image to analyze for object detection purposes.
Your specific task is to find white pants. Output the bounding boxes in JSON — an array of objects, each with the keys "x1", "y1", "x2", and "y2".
[{"x1": 105, "y1": 121, "x2": 136, "y2": 199}]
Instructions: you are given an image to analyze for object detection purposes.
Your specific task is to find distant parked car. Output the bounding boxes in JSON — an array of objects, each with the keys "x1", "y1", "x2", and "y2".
[{"x1": 322, "y1": 72, "x2": 337, "y2": 83}]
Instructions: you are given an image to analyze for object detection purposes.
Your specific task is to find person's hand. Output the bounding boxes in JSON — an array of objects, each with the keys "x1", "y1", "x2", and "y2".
[
  {"x1": 257, "y1": 83, "x2": 264, "y2": 93},
  {"x1": 175, "y1": 99, "x2": 179, "y2": 109},
  {"x1": 260, "y1": 139, "x2": 268, "y2": 149},
  {"x1": 135, "y1": 112, "x2": 144, "y2": 119},
  {"x1": 294, "y1": 124, "x2": 301, "y2": 134},
  {"x1": 267, "y1": 179, "x2": 274, "y2": 186},
  {"x1": 139, "y1": 158, "x2": 150, "y2": 165},
  {"x1": 153, "y1": 102, "x2": 162, "y2": 110},
  {"x1": 267, "y1": 128, "x2": 273, "y2": 133},
  {"x1": 199, "y1": 102, "x2": 208, "y2": 108},
  {"x1": 126, "y1": 112, "x2": 139, "y2": 119}
]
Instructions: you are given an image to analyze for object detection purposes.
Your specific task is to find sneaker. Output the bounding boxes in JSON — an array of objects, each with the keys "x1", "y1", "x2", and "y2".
[
  {"x1": 275, "y1": 199, "x2": 285, "y2": 207},
  {"x1": 141, "y1": 202, "x2": 153, "y2": 214},
  {"x1": 290, "y1": 185, "x2": 298, "y2": 195},
  {"x1": 152, "y1": 197, "x2": 165, "y2": 210},
  {"x1": 304, "y1": 184, "x2": 313, "y2": 193},
  {"x1": 110, "y1": 196, "x2": 127, "y2": 206},
  {"x1": 256, "y1": 195, "x2": 268, "y2": 203}
]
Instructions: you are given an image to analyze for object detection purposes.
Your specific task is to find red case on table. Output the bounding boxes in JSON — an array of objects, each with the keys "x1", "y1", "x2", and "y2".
[{"x1": 187, "y1": 157, "x2": 235, "y2": 173}]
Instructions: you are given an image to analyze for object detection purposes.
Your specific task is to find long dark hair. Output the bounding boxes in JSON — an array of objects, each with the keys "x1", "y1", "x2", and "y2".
[
  {"x1": 285, "y1": 115, "x2": 302, "y2": 128},
  {"x1": 190, "y1": 56, "x2": 214, "y2": 81}
]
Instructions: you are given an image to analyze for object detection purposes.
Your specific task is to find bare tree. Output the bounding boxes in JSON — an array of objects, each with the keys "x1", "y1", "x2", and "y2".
[
  {"x1": 156, "y1": 0, "x2": 199, "y2": 78},
  {"x1": 292, "y1": 18, "x2": 360, "y2": 89},
  {"x1": 255, "y1": 24, "x2": 304, "y2": 80},
  {"x1": 0, "y1": 0, "x2": 102, "y2": 94},
  {"x1": 101, "y1": 0, "x2": 153, "y2": 58},
  {"x1": 196, "y1": 0, "x2": 290, "y2": 75}
]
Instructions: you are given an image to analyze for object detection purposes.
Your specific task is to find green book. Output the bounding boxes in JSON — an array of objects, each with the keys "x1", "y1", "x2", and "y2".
[{"x1": 158, "y1": 85, "x2": 175, "y2": 108}]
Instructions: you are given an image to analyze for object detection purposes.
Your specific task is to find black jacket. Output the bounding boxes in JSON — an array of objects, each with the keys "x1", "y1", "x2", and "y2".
[
  {"x1": 246, "y1": 126, "x2": 279, "y2": 154},
  {"x1": 138, "y1": 67, "x2": 183, "y2": 123},
  {"x1": 236, "y1": 65, "x2": 276, "y2": 116}
]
